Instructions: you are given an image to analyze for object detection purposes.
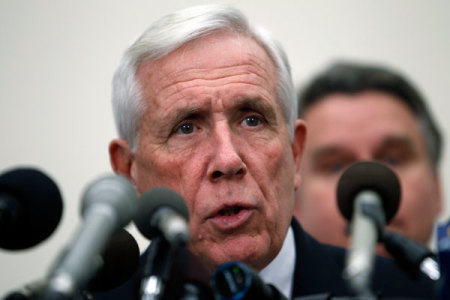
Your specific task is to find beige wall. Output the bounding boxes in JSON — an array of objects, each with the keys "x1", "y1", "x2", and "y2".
[{"x1": 1, "y1": 0, "x2": 449, "y2": 293}]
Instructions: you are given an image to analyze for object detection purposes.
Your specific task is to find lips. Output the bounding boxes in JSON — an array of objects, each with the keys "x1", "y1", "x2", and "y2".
[
  {"x1": 207, "y1": 204, "x2": 255, "y2": 230},
  {"x1": 219, "y1": 206, "x2": 245, "y2": 216}
]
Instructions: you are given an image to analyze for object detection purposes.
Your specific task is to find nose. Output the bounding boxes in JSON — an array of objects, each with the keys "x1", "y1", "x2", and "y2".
[{"x1": 207, "y1": 126, "x2": 247, "y2": 181}]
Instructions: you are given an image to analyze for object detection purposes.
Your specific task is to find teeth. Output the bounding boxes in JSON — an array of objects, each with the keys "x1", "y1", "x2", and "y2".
[{"x1": 220, "y1": 206, "x2": 242, "y2": 216}]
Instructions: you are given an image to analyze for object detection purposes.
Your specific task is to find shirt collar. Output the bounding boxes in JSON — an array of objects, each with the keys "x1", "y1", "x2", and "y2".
[{"x1": 259, "y1": 226, "x2": 296, "y2": 299}]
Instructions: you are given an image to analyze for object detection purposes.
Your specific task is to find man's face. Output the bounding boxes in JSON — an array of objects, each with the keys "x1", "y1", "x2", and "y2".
[
  {"x1": 111, "y1": 33, "x2": 305, "y2": 271},
  {"x1": 294, "y1": 91, "x2": 441, "y2": 255}
]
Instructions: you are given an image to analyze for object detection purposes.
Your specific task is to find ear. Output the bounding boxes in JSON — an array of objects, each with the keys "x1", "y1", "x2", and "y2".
[
  {"x1": 292, "y1": 119, "x2": 307, "y2": 190},
  {"x1": 109, "y1": 139, "x2": 134, "y2": 180}
]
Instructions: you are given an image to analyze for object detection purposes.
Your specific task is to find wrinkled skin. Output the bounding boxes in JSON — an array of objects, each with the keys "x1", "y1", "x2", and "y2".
[{"x1": 110, "y1": 32, "x2": 306, "y2": 271}]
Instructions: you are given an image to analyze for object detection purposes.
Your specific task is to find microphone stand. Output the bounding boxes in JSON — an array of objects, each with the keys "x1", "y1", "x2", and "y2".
[
  {"x1": 140, "y1": 236, "x2": 184, "y2": 300},
  {"x1": 140, "y1": 237, "x2": 213, "y2": 300},
  {"x1": 344, "y1": 191, "x2": 385, "y2": 300}
]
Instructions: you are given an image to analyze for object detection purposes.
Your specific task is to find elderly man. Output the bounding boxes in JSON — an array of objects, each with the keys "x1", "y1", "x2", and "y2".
[
  {"x1": 101, "y1": 5, "x2": 435, "y2": 299},
  {"x1": 294, "y1": 62, "x2": 443, "y2": 258}
]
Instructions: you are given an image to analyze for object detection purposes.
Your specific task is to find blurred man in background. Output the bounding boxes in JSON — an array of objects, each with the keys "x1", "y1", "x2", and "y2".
[{"x1": 294, "y1": 61, "x2": 443, "y2": 257}]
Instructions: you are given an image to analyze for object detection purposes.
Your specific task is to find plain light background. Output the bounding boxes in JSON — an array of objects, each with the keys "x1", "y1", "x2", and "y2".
[{"x1": 1, "y1": 0, "x2": 449, "y2": 294}]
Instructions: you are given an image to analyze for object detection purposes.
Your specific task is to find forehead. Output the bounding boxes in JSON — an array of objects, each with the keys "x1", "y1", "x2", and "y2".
[
  {"x1": 136, "y1": 32, "x2": 278, "y2": 105},
  {"x1": 302, "y1": 91, "x2": 423, "y2": 144}
]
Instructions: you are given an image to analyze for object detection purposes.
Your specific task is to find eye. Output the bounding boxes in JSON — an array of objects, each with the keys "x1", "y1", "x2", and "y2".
[
  {"x1": 242, "y1": 115, "x2": 262, "y2": 127},
  {"x1": 329, "y1": 162, "x2": 345, "y2": 173},
  {"x1": 381, "y1": 156, "x2": 400, "y2": 167},
  {"x1": 320, "y1": 161, "x2": 346, "y2": 174},
  {"x1": 176, "y1": 123, "x2": 196, "y2": 135},
  {"x1": 315, "y1": 156, "x2": 352, "y2": 176}
]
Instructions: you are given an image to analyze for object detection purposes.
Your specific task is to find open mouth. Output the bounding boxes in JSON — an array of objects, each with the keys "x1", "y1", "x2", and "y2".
[
  {"x1": 218, "y1": 206, "x2": 244, "y2": 216},
  {"x1": 210, "y1": 205, "x2": 253, "y2": 230}
]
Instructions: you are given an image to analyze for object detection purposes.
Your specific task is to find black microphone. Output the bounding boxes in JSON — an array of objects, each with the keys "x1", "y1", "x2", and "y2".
[
  {"x1": 3, "y1": 229, "x2": 140, "y2": 300},
  {"x1": 178, "y1": 251, "x2": 215, "y2": 300},
  {"x1": 41, "y1": 174, "x2": 137, "y2": 299},
  {"x1": 0, "y1": 167, "x2": 63, "y2": 250},
  {"x1": 382, "y1": 230, "x2": 440, "y2": 281},
  {"x1": 134, "y1": 187, "x2": 190, "y2": 247},
  {"x1": 85, "y1": 228, "x2": 140, "y2": 292},
  {"x1": 133, "y1": 187, "x2": 190, "y2": 300},
  {"x1": 211, "y1": 261, "x2": 287, "y2": 300},
  {"x1": 337, "y1": 161, "x2": 401, "y2": 298}
]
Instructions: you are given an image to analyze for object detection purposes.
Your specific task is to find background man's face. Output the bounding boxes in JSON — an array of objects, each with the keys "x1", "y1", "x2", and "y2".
[
  {"x1": 123, "y1": 33, "x2": 304, "y2": 271},
  {"x1": 295, "y1": 91, "x2": 441, "y2": 256}
]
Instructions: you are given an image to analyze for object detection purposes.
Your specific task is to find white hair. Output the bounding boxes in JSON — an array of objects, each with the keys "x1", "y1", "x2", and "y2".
[{"x1": 112, "y1": 4, "x2": 296, "y2": 150}]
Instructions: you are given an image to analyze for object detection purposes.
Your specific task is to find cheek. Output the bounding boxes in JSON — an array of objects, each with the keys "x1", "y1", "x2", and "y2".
[
  {"x1": 267, "y1": 143, "x2": 296, "y2": 199},
  {"x1": 240, "y1": 139, "x2": 295, "y2": 232},
  {"x1": 395, "y1": 166, "x2": 438, "y2": 222},
  {"x1": 298, "y1": 179, "x2": 340, "y2": 222},
  {"x1": 133, "y1": 146, "x2": 203, "y2": 197},
  {"x1": 301, "y1": 172, "x2": 339, "y2": 206},
  {"x1": 399, "y1": 178, "x2": 434, "y2": 216}
]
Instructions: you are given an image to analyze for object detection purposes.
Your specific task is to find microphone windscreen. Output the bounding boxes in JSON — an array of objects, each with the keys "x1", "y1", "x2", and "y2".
[
  {"x1": 80, "y1": 174, "x2": 137, "y2": 227},
  {"x1": 337, "y1": 161, "x2": 400, "y2": 223},
  {"x1": 0, "y1": 167, "x2": 63, "y2": 250},
  {"x1": 86, "y1": 229, "x2": 140, "y2": 292},
  {"x1": 134, "y1": 187, "x2": 189, "y2": 240}
]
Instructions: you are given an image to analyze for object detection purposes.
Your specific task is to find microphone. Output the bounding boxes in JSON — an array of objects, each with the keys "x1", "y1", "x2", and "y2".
[
  {"x1": 3, "y1": 229, "x2": 140, "y2": 299},
  {"x1": 178, "y1": 251, "x2": 215, "y2": 300},
  {"x1": 85, "y1": 228, "x2": 140, "y2": 292},
  {"x1": 337, "y1": 161, "x2": 400, "y2": 298},
  {"x1": 41, "y1": 174, "x2": 137, "y2": 299},
  {"x1": 133, "y1": 187, "x2": 190, "y2": 300},
  {"x1": 134, "y1": 186, "x2": 190, "y2": 246},
  {"x1": 211, "y1": 261, "x2": 287, "y2": 300},
  {"x1": 0, "y1": 167, "x2": 63, "y2": 250},
  {"x1": 382, "y1": 230, "x2": 440, "y2": 281}
]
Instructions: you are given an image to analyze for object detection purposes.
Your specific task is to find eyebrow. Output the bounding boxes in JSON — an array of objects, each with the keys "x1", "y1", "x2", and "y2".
[
  {"x1": 172, "y1": 105, "x2": 205, "y2": 121},
  {"x1": 165, "y1": 101, "x2": 210, "y2": 128},
  {"x1": 310, "y1": 145, "x2": 350, "y2": 161},
  {"x1": 375, "y1": 135, "x2": 417, "y2": 155},
  {"x1": 379, "y1": 135, "x2": 413, "y2": 148},
  {"x1": 310, "y1": 135, "x2": 416, "y2": 162},
  {"x1": 232, "y1": 97, "x2": 278, "y2": 123}
]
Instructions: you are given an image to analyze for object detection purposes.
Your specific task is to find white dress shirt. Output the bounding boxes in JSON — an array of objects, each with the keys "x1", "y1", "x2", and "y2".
[{"x1": 259, "y1": 226, "x2": 296, "y2": 299}]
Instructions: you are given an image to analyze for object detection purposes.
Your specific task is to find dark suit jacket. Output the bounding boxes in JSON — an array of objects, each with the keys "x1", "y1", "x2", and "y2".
[
  {"x1": 290, "y1": 218, "x2": 436, "y2": 299},
  {"x1": 92, "y1": 218, "x2": 437, "y2": 299}
]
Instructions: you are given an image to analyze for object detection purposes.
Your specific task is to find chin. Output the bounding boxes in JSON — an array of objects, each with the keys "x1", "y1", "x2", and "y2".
[{"x1": 194, "y1": 237, "x2": 274, "y2": 271}]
